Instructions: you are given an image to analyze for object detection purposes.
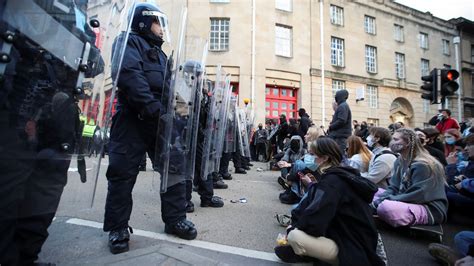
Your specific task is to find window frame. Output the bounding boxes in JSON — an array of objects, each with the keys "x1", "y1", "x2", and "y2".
[
  {"x1": 332, "y1": 79, "x2": 345, "y2": 96},
  {"x1": 442, "y1": 39, "x2": 450, "y2": 55},
  {"x1": 419, "y1": 32, "x2": 429, "y2": 49},
  {"x1": 364, "y1": 15, "x2": 376, "y2": 35},
  {"x1": 395, "y1": 52, "x2": 406, "y2": 79},
  {"x1": 330, "y1": 5, "x2": 344, "y2": 26},
  {"x1": 275, "y1": 24, "x2": 293, "y2": 57},
  {"x1": 275, "y1": 0, "x2": 292, "y2": 12},
  {"x1": 421, "y1": 58, "x2": 430, "y2": 77},
  {"x1": 365, "y1": 45, "x2": 377, "y2": 73},
  {"x1": 209, "y1": 18, "x2": 230, "y2": 51},
  {"x1": 394, "y1": 24, "x2": 404, "y2": 42},
  {"x1": 330, "y1": 36, "x2": 345, "y2": 67},
  {"x1": 366, "y1": 85, "x2": 378, "y2": 109}
]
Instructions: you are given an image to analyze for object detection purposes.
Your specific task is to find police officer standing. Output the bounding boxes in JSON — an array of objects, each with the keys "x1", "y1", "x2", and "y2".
[{"x1": 103, "y1": 3, "x2": 197, "y2": 255}]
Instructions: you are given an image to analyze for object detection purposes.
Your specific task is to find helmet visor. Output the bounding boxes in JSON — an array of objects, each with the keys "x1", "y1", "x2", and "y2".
[{"x1": 142, "y1": 10, "x2": 171, "y2": 43}]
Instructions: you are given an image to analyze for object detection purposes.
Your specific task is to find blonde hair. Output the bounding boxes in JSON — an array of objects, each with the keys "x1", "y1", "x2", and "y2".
[
  {"x1": 395, "y1": 128, "x2": 445, "y2": 183},
  {"x1": 305, "y1": 126, "x2": 324, "y2": 145}
]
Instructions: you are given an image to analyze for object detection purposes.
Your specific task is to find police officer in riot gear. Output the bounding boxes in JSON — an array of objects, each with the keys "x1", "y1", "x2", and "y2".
[
  {"x1": 103, "y1": 3, "x2": 197, "y2": 254},
  {"x1": 0, "y1": 0, "x2": 103, "y2": 264}
]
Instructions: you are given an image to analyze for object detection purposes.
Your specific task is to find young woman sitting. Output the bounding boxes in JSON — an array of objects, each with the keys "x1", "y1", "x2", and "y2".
[
  {"x1": 275, "y1": 137, "x2": 383, "y2": 265},
  {"x1": 347, "y1": 135, "x2": 373, "y2": 173},
  {"x1": 373, "y1": 128, "x2": 448, "y2": 227}
]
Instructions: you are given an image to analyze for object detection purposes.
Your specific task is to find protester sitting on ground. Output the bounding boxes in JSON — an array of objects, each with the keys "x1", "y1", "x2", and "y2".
[
  {"x1": 445, "y1": 134, "x2": 474, "y2": 218},
  {"x1": 444, "y1": 128, "x2": 462, "y2": 157},
  {"x1": 428, "y1": 231, "x2": 474, "y2": 266},
  {"x1": 372, "y1": 128, "x2": 448, "y2": 227},
  {"x1": 277, "y1": 135, "x2": 305, "y2": 177},
  {"x1": 361, "y1": 127, "x2": 398, "y2": 188},
  {"x1": 423, "y1": 127, "x2": 445, "y2": 153},
  {"x1": 304, "y1": 125, "x2": 324, "y2": 147},
  {"x1": 274, "y1": 137, "x2": 384, "y2": 265},
  {"x1": 347, "y1": 135, "x2": 373, "y2": 173},
  {"x1": 414, "y1": 128, "x2": 447, "y2": 166}
]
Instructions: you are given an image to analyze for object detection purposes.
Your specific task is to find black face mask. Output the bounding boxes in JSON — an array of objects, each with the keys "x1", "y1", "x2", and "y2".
[
  {"x1": 258, "y1": 126, "x2": 263, "y2": 130},
  {"x1": 290, "y1": 141, "x2": 300, "y2": 152}
]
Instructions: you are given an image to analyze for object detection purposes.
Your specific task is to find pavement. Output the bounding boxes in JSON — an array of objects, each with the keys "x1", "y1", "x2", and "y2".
[{"x1": 38, "y1": 159, "x2": 474, "y2": 265}]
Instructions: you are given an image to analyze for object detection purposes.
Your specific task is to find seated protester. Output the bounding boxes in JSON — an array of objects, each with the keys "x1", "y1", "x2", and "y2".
[
  {"x1": 423, "y1": 127, "x2": 445, "y2": 154},
  {"x1": 372, "y1": 128, "x2": 448, "y2": 227},
  {"x1": 274, "y1": 137, "x2": 383, "y2": 265},
  {"x1": 277, "y1": 135, "x2": 305, "y2": 178},
  {"x1": 415, "y1": 128, "x2": 447, "y2": 166},
  {"x1": 303, "y1": 125, "x2": 324, "y2": 149},
  {"x1": 445, "y1": 134, "x2": 474, "y2": 218},
  {"x1": 347, "y1": 135, "x2": 373, "y2": 173},
  {"x1": 361, "y1": 127, "x2": 398, "y2": 188},
  {"x1": 444, "y1": 128, "x2": 462, "y2": 157}
]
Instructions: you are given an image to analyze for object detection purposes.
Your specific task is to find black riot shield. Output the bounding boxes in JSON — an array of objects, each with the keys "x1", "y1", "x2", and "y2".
[{"x1": 0, "y1": 0, "x2": 130, "y2": 219}]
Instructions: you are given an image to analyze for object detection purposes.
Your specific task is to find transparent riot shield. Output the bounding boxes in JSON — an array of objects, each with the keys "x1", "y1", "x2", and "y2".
[
  {"x1": 200, "y1": 66, "x2": 230, "y2": 179},
  {"x1": 224, "y1": 95, "x2": 238, "y2": 153},
  {"x1": 0, "y1": 0, "x2": 132, "y2": 218},
  {"x1": 153, "y1": 9, "x2": 212, "y2": 192},
  {"x1": 212, "y1": 74, "x2": 232, "y2": 172},
  {"x1": 237, "y1": 108, "x2": 251, "y2": 158}
]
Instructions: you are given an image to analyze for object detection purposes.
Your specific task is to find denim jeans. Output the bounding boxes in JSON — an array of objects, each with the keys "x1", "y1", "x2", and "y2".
[{"x1": 455, "y1": 231, "x2": 474, "y2": 256}]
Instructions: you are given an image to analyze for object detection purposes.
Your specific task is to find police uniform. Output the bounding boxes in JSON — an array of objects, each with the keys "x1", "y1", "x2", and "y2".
[
  {"x1": 0, "y1": 0, "x2": 101, "y2": 264},
  {"x1": 103, "y1": 3, "x2": 197, "y2": 255}
]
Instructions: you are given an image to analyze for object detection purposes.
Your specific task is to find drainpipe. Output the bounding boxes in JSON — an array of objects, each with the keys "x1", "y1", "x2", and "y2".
[
  {"x1": 319, "y1": 0, "x2": 325, "y2": 127},
  {"x1": 251, "y1": 0, "x2": 256, "y2": 107}
]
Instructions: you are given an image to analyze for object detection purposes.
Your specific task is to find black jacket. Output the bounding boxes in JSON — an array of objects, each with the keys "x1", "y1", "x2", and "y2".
[
  {"x1": 328, "y1": 90, "x2": 352, "y2": 138},
  {"x1": 289, "y1": 166, "x2": 383, "y2": 266},
  {"x1": 298, "y1": 113, "x2": 311, "y2": 139}
]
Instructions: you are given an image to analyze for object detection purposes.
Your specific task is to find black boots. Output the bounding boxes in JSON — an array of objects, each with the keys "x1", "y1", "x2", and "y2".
[
  {"x1": 221, "y1": 173, "x2": 233, "y2": 180},
  {"x1": 108, "y1": 227, "x2": 132, "y2": 254},
  {"x1": 186, "y1": 201, "x2": 195, "y2": 213},
  {"x1": 201, "y1": 196, "x2": 224, "y2": 207},
  {"x1": 164, "y1": 219, "x2": 197, "y2": 240},
  {"x1": 234, "y1": 168, "x2": 247, "y2": 174}
]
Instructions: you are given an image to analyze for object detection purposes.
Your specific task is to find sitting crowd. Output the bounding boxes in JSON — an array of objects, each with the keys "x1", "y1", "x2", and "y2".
[{"x1": 270, "y1": 109, "x2": 474, "y2": 265}]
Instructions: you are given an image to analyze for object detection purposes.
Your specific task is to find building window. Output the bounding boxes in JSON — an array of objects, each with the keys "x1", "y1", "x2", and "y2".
[
  {"x1": 331, "y1": 37, "x2": 344, "y2": 67},
  {"x1": 395, "y1": 52, "x2": 405, "y2": 79},
  {"x1": 367, "y1": 118, "x2": 379, "y2": 126},
  {"x1": 394, "y1": 24, "x2": 404, "y2": 42},
  {"x1": 365, "y1": 45, "x2": 377, "y2": 73},
  {"x1": 443, "y1": 64, "x2": 452, "y2": 69},
  {"x1": 209, "y1": 18, "x2": 229, "y2": 51},
  {"x1": 210, "y1": 0, "x2": 230, "y2": 2},
  {"x1": 421, "y1": 59, "x2": 430, "y2": 76},
  {"x1": 330, "y1": 5, "x2": 344, "y2": 26},
  {"x1": 419, "y1": 32, "x2": 429, "y2": 49},
  {"x1": 423, "y1": 99, "x2": 430, "y2": 113},
  {"x1": 442, "y1": 39, "x2": 450, "y2": 55},
  {"x1": 364, "y1": 15, "x2": 376, "y2": 35},
  {"x1": 367, "y1": 85, "x2": 378, "y2": 109},
  {"x1": 275, "y1": 24, "x2": 292, "y2": 57},
  {"x1": 332, "y1": 79, "x2": 345, "y2": 96},
  {"x1": 275, "y1": 0, "x2": 292, "y2": 12}
]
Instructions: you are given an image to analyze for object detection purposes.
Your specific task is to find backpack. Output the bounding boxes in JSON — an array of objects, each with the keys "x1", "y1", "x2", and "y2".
[{"x1": 373, "y1": 150, "x2": 398, "y2": 162}]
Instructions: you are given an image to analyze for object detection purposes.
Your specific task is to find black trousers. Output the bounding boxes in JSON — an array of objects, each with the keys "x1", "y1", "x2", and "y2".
[
  {"x1": 256, "y1": 142, "x2": 267, "y2": 161},
  {"x1": 104, "y1": 140, "x2": 187, "y2": 231},
  {"x1": 218, "y1": 152, "x2": 232, "y2": 176}
]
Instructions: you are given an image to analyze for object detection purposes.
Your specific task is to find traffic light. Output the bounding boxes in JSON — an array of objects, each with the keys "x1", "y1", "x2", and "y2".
[
  {"x1": 440, "y1": 69, "x2": 459, "y2": 99},
  {"x1": 420, "y1": 69, "x2": 438, "y2": 104}
]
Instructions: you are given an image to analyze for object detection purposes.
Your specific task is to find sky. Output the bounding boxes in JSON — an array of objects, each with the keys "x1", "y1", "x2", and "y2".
[{"x1": 394, "y1": 0, "x2": 474, "y2": 21}]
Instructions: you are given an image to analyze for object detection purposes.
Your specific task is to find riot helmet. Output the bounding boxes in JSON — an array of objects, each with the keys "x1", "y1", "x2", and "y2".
[{"x1": 131, "y1": 3, "x2": 170, "y2": 43}]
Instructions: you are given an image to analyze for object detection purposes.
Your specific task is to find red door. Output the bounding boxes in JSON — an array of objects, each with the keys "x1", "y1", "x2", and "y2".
[{"x1": 265, "y1": 85, "x2": 298, "y2": 120}]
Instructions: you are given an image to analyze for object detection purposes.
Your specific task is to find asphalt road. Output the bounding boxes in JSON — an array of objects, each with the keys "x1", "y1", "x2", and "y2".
[{"x1": 49, "y1": 157, "x2": 473, "y2": 265}]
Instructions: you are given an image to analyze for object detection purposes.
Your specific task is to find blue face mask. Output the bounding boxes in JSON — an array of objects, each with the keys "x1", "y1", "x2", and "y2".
[
  {"x1": 457, "y1": 152, "x2": 466, "y2": 162},
  {"x1": 445, "y1": 138, "x2": 456, "y2": 145},
  {"x1": 303, "y1": 154, "x2": 318, "y2": 171}
]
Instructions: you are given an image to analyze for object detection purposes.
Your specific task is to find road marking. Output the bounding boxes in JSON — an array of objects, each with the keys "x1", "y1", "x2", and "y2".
[{"x1": 66, "y1": 218, "x2": 280, "y2": 262}]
